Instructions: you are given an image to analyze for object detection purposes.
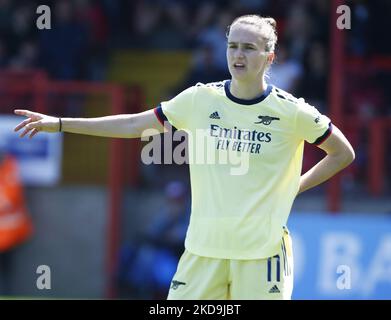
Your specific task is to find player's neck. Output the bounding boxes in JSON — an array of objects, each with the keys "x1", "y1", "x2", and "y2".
[{"x1": 229, "y1": 78, "x2": 268, "y2": 101}]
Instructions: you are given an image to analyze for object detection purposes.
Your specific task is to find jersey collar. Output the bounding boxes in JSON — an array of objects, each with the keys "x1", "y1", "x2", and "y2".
[{"x1": 224, "y1": 80, "x2": 273, "y2": 105}]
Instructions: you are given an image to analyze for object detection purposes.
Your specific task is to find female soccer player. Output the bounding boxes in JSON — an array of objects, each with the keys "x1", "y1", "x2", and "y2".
[{"x1": 13, "y1": 15, "x2": 354, "y2": 299}]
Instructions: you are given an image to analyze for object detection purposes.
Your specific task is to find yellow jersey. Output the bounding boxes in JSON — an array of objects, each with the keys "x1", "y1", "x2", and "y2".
[{"x1": 155, "y1": 80, "x2": 331, "y2": 259}]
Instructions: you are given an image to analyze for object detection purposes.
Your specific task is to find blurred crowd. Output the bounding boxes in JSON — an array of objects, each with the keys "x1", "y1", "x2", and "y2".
[
  {"x1": 0, "y1": 0, "x2": 389, "y2": 85},
  {"x1": 0, "y1": 0, "x2": 109, "y2": 80},
  {"x1": 118, "y1": 180, "x2": 190, "y2": 299},
  {"x1": 0, "y1": 0, "x2": 388, "y2": 106}
]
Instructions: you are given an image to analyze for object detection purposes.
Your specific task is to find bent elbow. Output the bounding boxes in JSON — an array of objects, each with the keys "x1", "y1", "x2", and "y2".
[
  {"x1": 342, "y1": 147, "x2": 355, "y2": 167},
  {"x1": 350, "y1": 148, "x2": 356, "y2": 163}
]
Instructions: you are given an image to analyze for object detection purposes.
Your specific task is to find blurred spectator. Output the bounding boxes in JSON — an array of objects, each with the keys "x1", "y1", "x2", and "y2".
[
  {"x1": 9, "y1": 3, "x2": 36, "y2": 52},
  {"x1": 295, "y1": 41, "x2": 328, "y2": 180},
  {"x1": 283, "y1": 3, "x2": 313, "y2": 61},
  {"x1": 297, "y1": 42, "x2": 328, "y2": 112},
  {"x1": 1, "y1": 2, "x2": 36, "y2": 58},
  {"x1": 307, "y1": 0, "x2": 329, "y2": 45},
  {"x1": 0, "y1": 142, "x2": 33, "y2": 296},
  {"x1": 9, "y1": 40, "x2": 38, "y2": 70},
  {"x1": 75, "y1": 0, "x2": 109, "y2": 46},
  {"x1": 0, "y1": 40, "x2": 8, "y2": 67},
  {"x1": 75, "y1": 0, "x2": 109, "y2": 81},
  {"x1": 348, "y1": 0, "x2": 370, "y2": 57},
  {"x1": 196, "y1": 10, "x2": 233, "y2": 72},
  {"x1": 268, "y1": 44, "x2": 303, "y2": 93},
  {"x1": 132, "y1": 0, "x2": 188, "y2": 49},
  {"x1": 132, "y1": 0, "x2": 162, "y2": 38},
  {"x1": 349, "y1": 73, "x2": 386, "y2": 119},
  {"x1": 234, "y1": 0, "x2": 268, "y2": 12},
  {"x1": 367, "y1": 0, "x2": 391, "y2": 55},
  {"x1": 188, "y1": 1, "x2": 217, "y2": 40},
  {"x1": 38, "y1": 0, "x2": 88, "y2": 80},
  {"x1": 144, "y1": 180, "x2": 190, "y2": 256},
  {"x1": 100, "y1": 0, "x2": 122, "y2": 39},
  {"x1": 0, "y1": 0, "x2": 12, "y2": 36},
  {"x1": 178, "y1": 43, "x2": 230, "y2": 92},
  {"x1": 117, "y1": 180, "x2": 190, "y2": 299}
]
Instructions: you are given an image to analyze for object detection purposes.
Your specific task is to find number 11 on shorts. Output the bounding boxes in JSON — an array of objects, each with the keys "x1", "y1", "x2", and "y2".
[{"x1": 267, "y1": 255, "x2": 281, "y2": 282}]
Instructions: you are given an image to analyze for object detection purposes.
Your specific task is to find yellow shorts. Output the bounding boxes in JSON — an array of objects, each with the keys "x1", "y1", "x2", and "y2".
[{"x1": 167, "y1": 231, "x2": 293, "y2": 300}]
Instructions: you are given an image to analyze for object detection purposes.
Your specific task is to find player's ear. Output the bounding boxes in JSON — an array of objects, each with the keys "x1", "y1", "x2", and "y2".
[{"x1": 267, "y1": 52, "x2": 275, "y2": 64}]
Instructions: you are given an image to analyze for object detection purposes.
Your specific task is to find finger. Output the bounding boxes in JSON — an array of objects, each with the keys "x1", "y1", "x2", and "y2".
[
  {"x1": 20, "y1": 127, "x2": 34, "y2": 138},
  {"x1": 14, "y1": 118, "x2": 33, "y2": 132},
  {"x1": 20, "y1": 121, "x2": 41, "y2": 138},
  {"x1": 29, "y1": 128, "x2": 39, "y2": 139},
  {"x1": 14, "y1": 109, "x2": 32, "y2": 116},
  {"x1": 14, "y1": 109, "x2": 41, "y2": 118},
  {"x1": 26, "y1": 121, "x2": 42, "y2": 130}
]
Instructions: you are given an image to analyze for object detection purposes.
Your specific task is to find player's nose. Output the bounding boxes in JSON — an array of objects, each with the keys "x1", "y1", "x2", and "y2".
[{"x1": 233, "y1": 49, "x2": 245, "y2": 59}]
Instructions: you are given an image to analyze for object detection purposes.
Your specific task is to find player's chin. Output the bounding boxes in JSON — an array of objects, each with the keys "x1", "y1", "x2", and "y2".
[{"x1": 229, "y1": 68, "x2": 249, "y2": 80}]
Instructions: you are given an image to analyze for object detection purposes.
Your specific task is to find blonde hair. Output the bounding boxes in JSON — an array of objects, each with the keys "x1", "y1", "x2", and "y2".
[{"x1": 226, "y1": 15, "x2": 277, "y2": 52}]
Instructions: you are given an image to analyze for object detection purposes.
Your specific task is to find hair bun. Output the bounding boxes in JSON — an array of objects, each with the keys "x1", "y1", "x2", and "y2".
[{"x1": 263, "y1": 17, "x2": 276, "y2": 28}]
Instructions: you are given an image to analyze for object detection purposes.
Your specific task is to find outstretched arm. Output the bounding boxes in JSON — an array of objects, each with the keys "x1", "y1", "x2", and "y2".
[
  {"x1": 298, "y1": 125, "x2": 355, "y2": 194},
  {"x1": 14, "y1": 109, "x2": 164, "y2": 139}
]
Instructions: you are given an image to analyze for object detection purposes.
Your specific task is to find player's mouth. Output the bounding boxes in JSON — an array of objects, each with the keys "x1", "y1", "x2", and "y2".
[{"x1": 233, "y1": 62, "x2": 246, "y2": 69}]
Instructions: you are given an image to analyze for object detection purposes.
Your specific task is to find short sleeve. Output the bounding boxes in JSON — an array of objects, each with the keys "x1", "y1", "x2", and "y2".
[
  {"x1": 157, "y1": 86, "x2": 197, "y2": 130},
  {"x1": 295, "y1": 102, "x2": 332, "y2": 145}
]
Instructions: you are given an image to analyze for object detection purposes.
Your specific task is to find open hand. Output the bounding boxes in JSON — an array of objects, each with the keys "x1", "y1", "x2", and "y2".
[{"x1": 14, "y1": 109, "x2": 61, "y2": 138}]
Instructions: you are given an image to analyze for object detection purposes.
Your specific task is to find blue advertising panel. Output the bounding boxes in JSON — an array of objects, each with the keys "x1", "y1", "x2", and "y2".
[
  {"x1": 0, "y1": 115, "x2": 63, "y2": 186},
  {"x1": 289, "y1": 213, "x2": 391, "y2": 299}
]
